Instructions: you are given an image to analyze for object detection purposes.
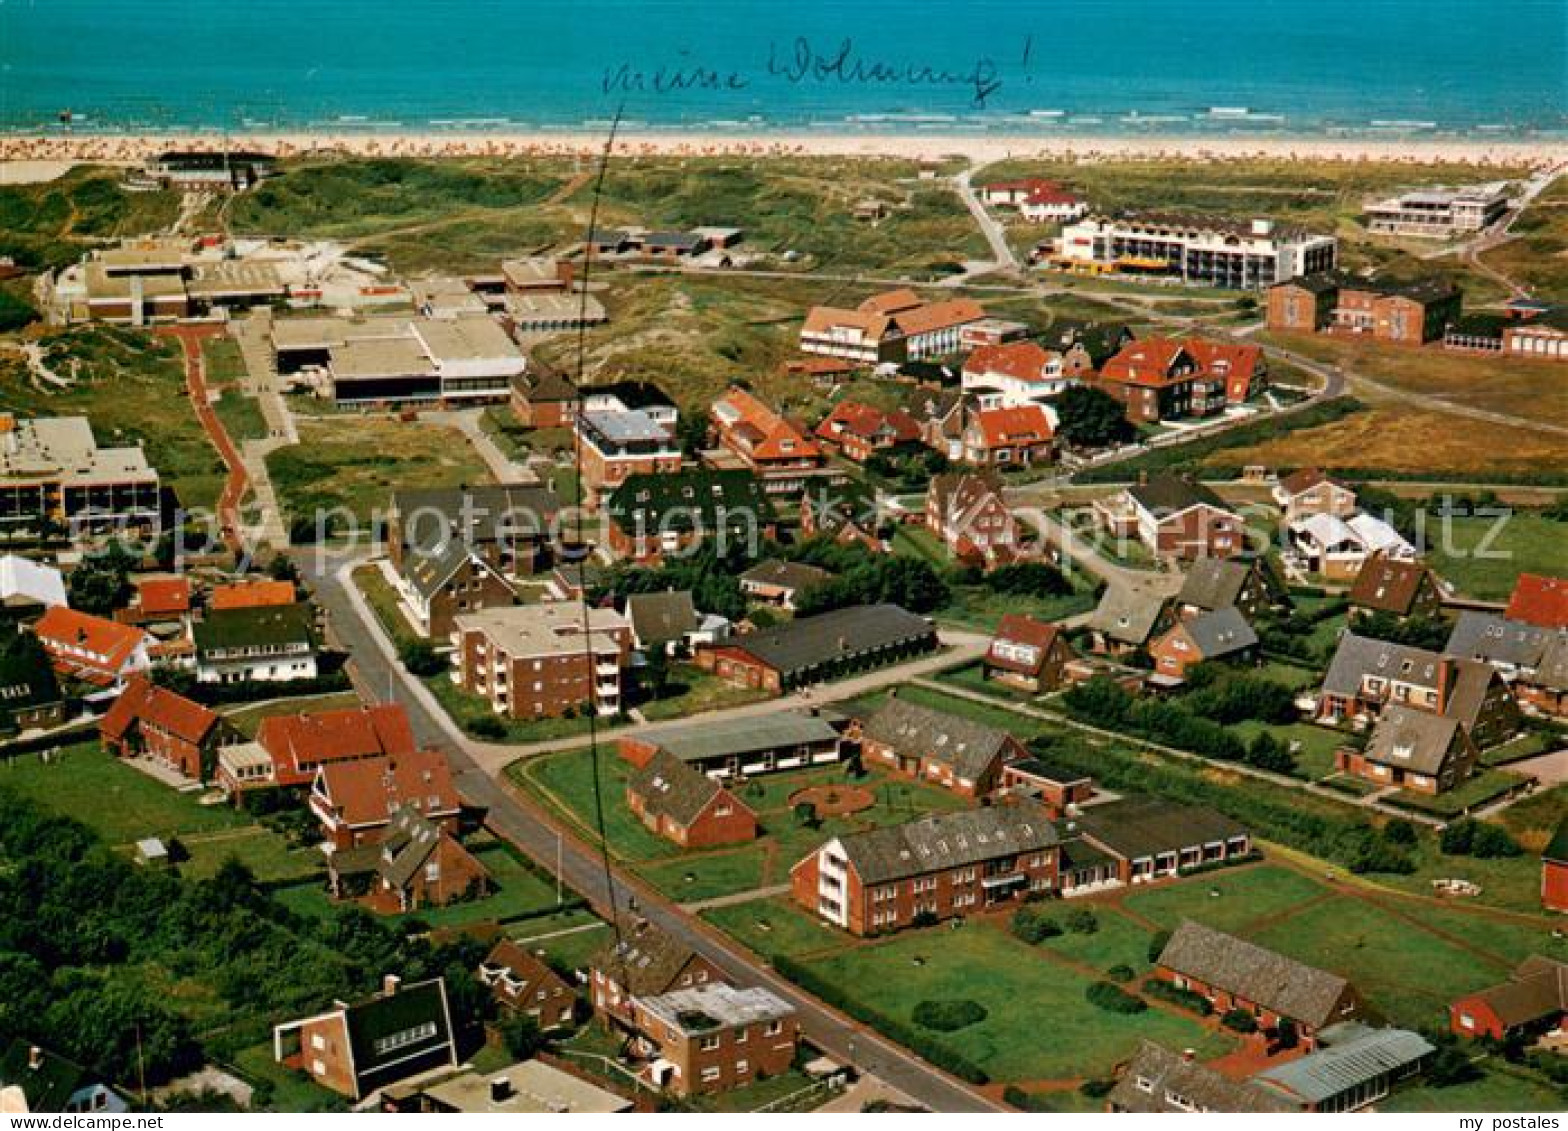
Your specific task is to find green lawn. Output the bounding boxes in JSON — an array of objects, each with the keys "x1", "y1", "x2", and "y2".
[
  {"x1": 935, "y1": 584, "x2": 1098, "y2": 635},
  {"x1": 213, "y1": 388, "x2": 269, "y2": 444},
  {"x1": 1036, "y1": 907, "x2": 1159, "y2": 979},
  {"x1": 1230, "y1": 721, "x2": 1344, "y2": 781},
  {"x1": 350, "y1": 562, "x2": 419, "y2": 649},
  {"x1": 700, "y1": 896, "x2": 847, "y2": 962},
  {"x1": 1254, "y1": 659, "x2": 1320, "y2": 691},
  {"x1": 688, "y1": 1068, "x2": 826, "y2": 1113},
  {"x1": 508, "y1": 916, "x2": 612, "y2": 973},
  {"x1": 635, "y1": 849, "x2": 772, "y2": 904},
  {"x1": 1381, "y1": 1061, "x2": 1566, "y2": 1113},
  {"x1": 1481, "y1": 731, "x2": 1556, "y2": 768},
  {"x1": 179, "y1": 826, "x2": 324, "y2": 885},
  {"x1": 0, "y1": 742, "x2": 248, "y2": 845},
  {"x1": 230, "y1": 1042, "x2": 348, "y2": 1113},
  {"x1": 1389, "y1": 768, "x2": 1526, "y2": 818},
  {"x1": 635, "y1": 665, "x2": 773, "y2": 721},
  {"x1": 799, "y1": 922, "x2": 1231, "y2": 1083},
  {"x1": 1122, "y1": 864, "x2": 1330, "y2": 935},
  {"x1": 1426, "y1": 515, "x2": 1568, "y2": 601}
]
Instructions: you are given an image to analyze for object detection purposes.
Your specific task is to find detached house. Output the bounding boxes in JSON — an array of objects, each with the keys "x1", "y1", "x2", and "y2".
[
  {"x1": 1506, "y1": 574, "x2": 1568, "y2": 630},
  {"x1": 926, "y1": 472, "x2": 1018, "y2": 568},
  {"x1": 961, "y1": 404, "x2": 1055, "y2": 467},
  {"x1": 984, "y1": 614, "x2": 1075, "y2": 693},
  {"x1": 813, "y1": 401, "x2": 921, "y2": 463},
  {"x1": 0, "y1": 1041, "x2": 126, "y2": 1116},
  {"x1": 1097, "y1": 339, "x2": 1225, "y2": 423},
  {"x1": 1155, "y1": 921, "x2": 1367, "y2": 1046},
  {"x1": 1273, "y1": 468, "x2": 1357, "y2": 523},
  {"x1": 220, "y1": 703, "x2": 418, "y2": 796},
  {"x1": 1450, "y1": 957, "x2": 1568, "y2": 1042},
  {"x1": 1083, "y1": 580, "x2": 1172, "y2": 658},
  {"x1": 1337, "y1": 704, "x2": 1478, "y2": 794},
  {"x1": 791, "y1": 806, "x2": 1060, "y2": 935},
  {"x1": 193, "y1": 603, "x2": 317, "y2": 684},
  {"x1": 588, "y1": 919, "x2": 725, "y2": 1029},
  {"x1": 861, "y1": 695, "x2": 1025, "y2": 797},
  {"x1": 1543, "y1": 821, "x2": 1568, "y2": 913},
  {"x1": 310, "y1": 746, "x2": 461, "y2": 849},
  {"x1": 1348, "y1": 556, "x2": 1445, "y2": 622},
  {"x1": 33, "y1": 606, "x2": 151, "y2": 688},
  {"x1": 800, "y1": 485, "x2": 885, "y2": 553},
  {"x1": 99, "y1": 674, "x2": 225, "y2": 781},
  {"x1": 1097, "y1": 475, "x2": 1244, "y2": 561},
  {"x1": 326, "y1": 805, "x2": 491, "y2": 912},
  {"x1": 629, "y1": 983, "x2": 799, "y2": 1097},
  {"x1": 710, "y1": 386, "x2": 825, "y2": 492},
  {"x1": 961, "y1": 341, "x2": 1073, "y2": 410},
  {"x1": 604, "y1": 468, "x2": 773, "y2": 566},
  {"x1": 479, "y1": 940, "x2": 579, "y2": 1029},
  {"x1": 1173, "y1": 557, "x2": 1285, "y2": 621},
  {"x1": 1109, "y1": 1041, "x2": 1291, "y2": 1114},
  {"x1": 1445, "y1": 611, "x2": 1568, "y2": 718},
  {"x1": 626, "y1": 749, "x2": 757, "y2": 848},
  {"x1": 273, "y1": 976, "x2": 458, "y2": 1102},
  {"x1": 738, "y1": 559, "x2": 832, "y2": 610},
  {"x1": 1148, "y1": 606, "x2": 1260, "y2": 685}
]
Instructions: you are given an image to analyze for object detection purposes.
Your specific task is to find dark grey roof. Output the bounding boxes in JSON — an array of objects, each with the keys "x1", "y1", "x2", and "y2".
[
  {"x1": 1321, "y1": 632, "x2": 1443, "y2": 697},
  {"x1": 1128, "y1": 474, "x2": 1231, "y2": 517},
  {"x1": 1253, "y1": 1024, "x2": 1434, "y2": 1106},
  {"x1": 1158, "y1": 921, "x2": 1352, "y2": 1030},
  {"x1": 643, "y1": 230, "x2": 704, "y2": 250},
  {"x1": 1176, "y1": 559, "x2": 1252, "y2": 612},
  {"x1": 392, "y1": 485, "x2": 562, "y2": 549},
  {"x1": 1007, "y1": 757, "x2": 1091, "y2": 786},
  {"x1": 834, "y1": 806, "x2": 1058, "y2": 885},
  {"x1": 404, "y1": 537, "x2": 507, "y2": 603},
  {"x1": 1109, "y1": 1041, "x2": 1291, "y2": 1114},
  {"x1": 1086, "y1": 583, "x2": 1168, "y2": 645},
  {"x1": 378, "y1": 806, "x2": 464, "y2": 889},
  {"x1": 729, "y1": 603, "x2": 936, "y2": 678},
  {"x1": 1362, "y1": 705, "x2": 1465, "y2": 776},
  {"x1": 343, "y1": 976, "x2": 454, "y2": 1078},
  {"x1": 0, "y1": 1039, "x2": 108, "y2": 1113},
  {"x1": 1446, "y1": 611, "x2": 1565, "y2": 676},
  {"x1": 739, "y1": 558, "x2": 834, "y2": 594},
  {"x1": 643, "y1": 710, "x2": 842, "y2": 764},
  {"x1": 1442, "y1": 658, "x2": 1510, "y2": 733},
  {"x1": 863, "y1": 696, "x2": 1015, "y2": 782},
  {"x1": 581, "y1": 379, "x2": 676, "y2": 410},
  {"x1": 1461, "y1": 957, "x2": 1568, "y2": 1030},
  {"x1": 1180, "y1": 606, "x2": 1259, "y2": 659},
  {"x1": 627, "y1": 749, "x2": 727, "y2": 828},
  {"x1": 625, "y1": 590, "x2": 698, "y2": 648},
  {"x1": 1073, "y1": 797, "x2": 1250, "y2": 862}
]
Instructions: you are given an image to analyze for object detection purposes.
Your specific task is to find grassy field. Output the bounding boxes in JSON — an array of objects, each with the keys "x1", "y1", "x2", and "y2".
[
  {"x1": 0, "y1": 325, "x2": 228, "y2": 509},
  {"x1": 1382, "y1": 1061, "x2": 1568, "y2": 1113},
  {"x1": 701, "y1": 896, "x2": 848, "y2": 961},
  {"x1": 634, "y1": 665, "x2": 774, "y2": 721},
  {"x1": 0, "y1": 742, "x2": 248, "y2": 845},
  {"x1": 267, "y1": 416, "x2": 492, "y2": 530},
  {"x1": 512, "y1": 751, "x2": 969, "y2": 903},
  {"x1": 213, "y1": 388, "x2": 269, "y2": 444},
  {"x1": 1424, "y1": 514, "x2": 1567, "y2": 600},
  {"x1": 1478, "y1": 184, "x2": 1568, "y2": 305},
  {"x1": 799, "y1": 921, "x2": 1231, "y2": 1083},
  {"x1": 1389, "y1": 767, "x2": 1527, "y2": 818},
  {"x1": 0, "y1": 165, "x2": 181, "y2": 271},
  {"x1": 178, "y1": 826, "x2": 324, "y2": 885},
  {"x1": 1230, "y1": 720, "x2": 1344, "y2": 781}
]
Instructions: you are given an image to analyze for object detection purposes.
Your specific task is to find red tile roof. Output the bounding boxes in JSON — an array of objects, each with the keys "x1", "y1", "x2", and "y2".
[
  {"x1": 257, "y1": 703, "x2": 418, "y2": 782},
  {"x1": 1100, "y1": 338, "x2": 1195, "y2": 386},
  {"x1": 100, "y1": 673, "x2": 218, "y2": 745},
  {"x1": 33, "y1": 606, "x2": 150, "y2": 685},
  {"x1": 987, "y1": 614, "x2": 1063, "y2": 676},
  {"x1": 858, "y1": 288, "x2": 926, "y2": 316},
  {"x1": 1279, "y1": 467, "x2": 1334, "y2": 496},
  {"x1": 893, "y1": 298, "x2": 986, "y2": 338},
  {"x1": 972, "y1": 405, "x2": 1054, "y2": 449},
  {"x1": 1024, "y1": 187, "x2": 1082, "y2": 206},
  {"x1": 209, "y1": 579, "x2": 297, "y2": 611},
  {"x1": 133, "y1": 577, "x2": 192, "y2": 617},
  {"x1": 815, "y1": 400, "x2": 922, "y2": 445},
  {"x1": 964, "y1": 341, "x2": 1058, "y2": 384},
  {"x1": 713, "y1": 387, "x2": 822, "y2": 463},
  {"x1": 1506, "y1": 574, "x2": 1568, "y2": 629},
  {"x1": 1184, "y1": 339, "x2": 1263, "y2": 400},
  {"x1": 801, "y1": 305, "x2": 893, "y2": 342},
  {"x1": 315, "y1": 747, "x2": 459, "y2": 829},
  {"x1": 984, "y1": 178, "x2": 1064, "y2": 195}
]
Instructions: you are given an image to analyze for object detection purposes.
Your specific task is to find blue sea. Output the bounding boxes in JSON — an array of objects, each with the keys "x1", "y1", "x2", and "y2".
[{"x1": 2, "y1": 0, "x2": 1565, "y2": 137}]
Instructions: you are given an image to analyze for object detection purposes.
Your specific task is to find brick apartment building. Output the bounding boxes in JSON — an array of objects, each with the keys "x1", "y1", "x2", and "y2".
[
  {"x1": 629, "y1": 983, "x2": 799, "y2": 1097},
  {"x1": 1267, "y1": 273, "x2": 1462, "y2": 344},
  {"x1": 450, "y1": 603, "x2": 631, "y2": 720}
]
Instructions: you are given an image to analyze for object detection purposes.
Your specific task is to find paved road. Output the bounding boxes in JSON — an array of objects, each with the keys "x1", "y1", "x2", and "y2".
[
  {"x1": 300, "y1": 548, "x2": 1003, "y2": 1112},
  {"x1": 952, "y1": 165, "x2": 1018, "y2": 273},
  {"x1": 158, "y1": 323, "x2": 247, "y2": 554}
]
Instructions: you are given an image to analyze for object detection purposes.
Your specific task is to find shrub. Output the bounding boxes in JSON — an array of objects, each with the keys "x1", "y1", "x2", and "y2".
[
  {"x1": 1064, "y1": 907, "x2": 1099, "y2": 935},
  {"x1": 398, "y1": 639, "x2": 447, "y2": 677},
  {"x1": 1425, "y1": 1045, "x2": 1482, "y2": 1088},
  {"x1": 1441, "y1": 818, "x2": 1520, "y2": 858},
  {"x1": 1142, "y1": 978, "x2": 1213, "y2": 1016},
  {"x1": 910, "y1": 910, "x2": 940, "y2": 929},
  {"x1": 1221, "y1": 1008, "x2": 1258, "y2": 1033},
  {"x1": 1086, "y1": 980, "x2": 1146, "y2": 1014},
  {"x1": 1107, "y1": 964, "x2": 1135, "y2": 984},
  {"x1": 1009, "y1": 907, "x2": 1062, "y2": 944},
  {"x1": 467, "y1": 715, "x2": 507, "y2": 740},
  {"x1": 1383, "y1": 818, "x2": 1418, "y2": 846},
  {"x1": 1079, "y1": 1078, "x2": 1116, "y2": 1098},
  {"x1": 911, "y1": 999, "x2": 988, "y2": 1032}
]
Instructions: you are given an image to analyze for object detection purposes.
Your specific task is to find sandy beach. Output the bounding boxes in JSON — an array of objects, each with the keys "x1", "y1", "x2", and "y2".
[{"x1": 3, "y1": 130, "x2": 1566, "y2": 177}]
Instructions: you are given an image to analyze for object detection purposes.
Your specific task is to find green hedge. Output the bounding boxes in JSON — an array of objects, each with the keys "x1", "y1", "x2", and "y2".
[
  {"x1": 772, "y1": 955, "x2": 990, "y2": 1084},
  {"x1": 1142, "y1": 978, "x2": 1213, "y2": 1016}
]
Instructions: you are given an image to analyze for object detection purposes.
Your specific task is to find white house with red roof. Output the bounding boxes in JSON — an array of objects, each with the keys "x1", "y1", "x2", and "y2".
[
  {"x1": 813, "y1": 401, "x2": 922, "y2": 463},
  {"x1": 1019, "y1": 185, "x2": 1088, "y2": 223},
  {"x1": 32, "y1": 606, "x2": 151, "y2": 689},
  {"x1": 962, "y1": 341, "x2": 1075, "y2": 411}
]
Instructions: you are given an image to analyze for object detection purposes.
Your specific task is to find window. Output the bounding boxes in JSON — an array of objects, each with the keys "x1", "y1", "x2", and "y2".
[
  {"x1": 765, "y1": 1020, "x2": 783, "y2": 1037},
  {"x1": 701, "y1": 1067, "x2": 721, "y2": 1083},
  {"x1": 1135, "y1": 1076, "x2": 1154, "y2": 1094},
  {"x1": 736, "y1": 1059, "x2": 750, "y2": 1075},
  {"x1": 700, "y1": 1036, "x2": 721, "y2": 1051},
  {"x1": 373, "y1": 1022, "x2": 438, "y2": 1057}
]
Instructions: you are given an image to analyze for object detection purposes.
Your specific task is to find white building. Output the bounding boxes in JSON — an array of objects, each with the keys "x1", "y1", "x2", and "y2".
[
  {"x1": 1054, "y1": 213, "x2": 1338, "y2": 289},
  {"x1": 1364, "y1": 185, "x2": 1511, "y2": 239}
]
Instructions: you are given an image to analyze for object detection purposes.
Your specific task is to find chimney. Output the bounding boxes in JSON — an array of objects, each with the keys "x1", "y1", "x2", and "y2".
[
  {"x1": 382, "y1": 974, "x2": 401, "y2": 997},
  {"x1": 1250, "y1": 219, "x2": 1274, "y2": 237},
  {"x1": 1137, "y1": 470, "x2": 1148, "y2": 486},
  {"x1": 490, "y1": 1077, "x2": 514, "y2": 1103},
  {"x1": 28, "y1": 1047, "x2": 42, "y2": 1071},
  {"x1": 1436, "y1": 658, "x2": 1455, "y2": 714},
  {"x1": 1182, "y1": 1048, "x2": 1196, "y2": 1063}
]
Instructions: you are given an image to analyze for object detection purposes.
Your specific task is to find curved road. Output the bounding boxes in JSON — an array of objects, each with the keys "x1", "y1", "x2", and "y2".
[{"x1": 300, "y1": 548, "x2": 1003, "y2": 1113}]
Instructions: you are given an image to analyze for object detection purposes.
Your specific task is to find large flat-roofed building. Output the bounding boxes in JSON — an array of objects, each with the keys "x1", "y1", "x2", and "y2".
[
  {"x1": 1364, "y1": 185, "x2": 1510, "y2": 238},
  {"x1": 271, "y1": 314, "x2": 525, "y2": 405},
  {"x1": 57, "y1": 238, "x2": 285, "y2": 324},
  {"x1": 1054, "y1": 213, "x2": 1337, "y2": 289},
  {"x1": 500, "y1": 257, "x2": 574, "y2": 293},
  {"x1": 450, "y1": 603, "x2": 631, "y2": 720},
  {"x1": 1267, "y1": 272, "x2": 1462, "y2": 344},
  {"x1": 619, "y1": 710, "x2": 844, "y2": 779},
  {"x1": 572, "y1": 383, "x2": 682, "y2": 505},
  {"x1": 505, "y1": 289, "x2": 607, "y2": 332},
  {"x1": 0, "y1": 415, "x2": 161, "y2": 537}
]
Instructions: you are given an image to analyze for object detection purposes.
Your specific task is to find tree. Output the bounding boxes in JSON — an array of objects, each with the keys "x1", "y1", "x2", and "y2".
[
  {"x1": 0, "y1": 289, "x2": 37, "y2": 333},
  {"x1": 793, "y1": 801, "x2": 819, "y2": 829},
  {"x1": 501, "y1": 1013, "x2": 546, "y2": 1059},
  {"x1": 1246, "y1": 731, "x2": 1295, "y2": 774},
  {"x1": 1052, "y1": 385, "x2": 1134, "y2": 449},
  {"x1": 67, "y1": 542, "x2": 138, "y2": 615},
  {"x1": 398, "y1": 639, "x2": 446, "y2": 677}
]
